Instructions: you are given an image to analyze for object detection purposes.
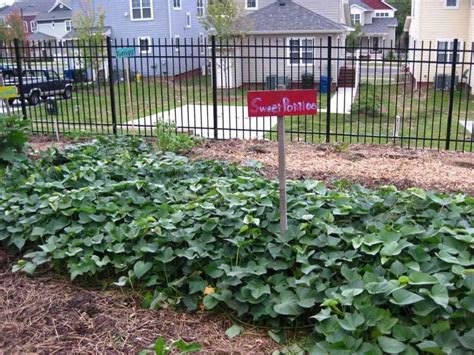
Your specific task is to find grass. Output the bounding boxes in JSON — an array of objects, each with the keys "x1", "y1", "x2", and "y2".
[
  {"x1": 24, "y1": 76, "x2": 327, "y2": 134},
  {"x1": 267, "y1": 83, "x2": 474, "y2": 151}
]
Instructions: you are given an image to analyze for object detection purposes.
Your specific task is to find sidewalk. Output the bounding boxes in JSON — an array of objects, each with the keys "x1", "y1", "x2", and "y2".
[{"x1": 329, "y1": 87, "x2": 358, "y2": 114}]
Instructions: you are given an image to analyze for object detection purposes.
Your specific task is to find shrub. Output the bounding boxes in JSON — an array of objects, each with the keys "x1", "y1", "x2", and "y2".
[
  {"x1": 156, "y1": 120, "x2": 198, "y2": 153},
  {"x1": 351, "y1": 91, "x2": 383, "y2": 118},
  {"x1": 0, "y1": 114, "x2": 29, "y2": 165}
]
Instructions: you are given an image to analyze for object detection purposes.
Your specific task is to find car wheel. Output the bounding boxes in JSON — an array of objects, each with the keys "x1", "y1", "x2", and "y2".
[
  {"x1": 28, "y1": 91, "x2": 40, "y2": 106},
  {"x1": 63, "y1": 87, "x2": 73, "y2": 100},
  {"x1": 8, "y1": 98, "x2": 15, "y2": 105}
]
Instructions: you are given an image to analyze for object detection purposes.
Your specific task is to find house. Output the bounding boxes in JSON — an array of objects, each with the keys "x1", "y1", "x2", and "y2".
[
  {"x1": 0, "y1": 0, "x2": 57, "y2": 37},
  {"x1": 35, "y1": 0, "x2": 73, "y2": 40},
  {"x1": 70, "y1": 0, "x2": 209, "y2": 76},
  {"x1": 349, "y1": 0, "x2": 398, "y2": 58},
  {"x1": 405, "y1": 0, "x2": 473, "y2": 93},
  {"x1": 236, "y1": 0, "x2": 353, "y2": 89}
]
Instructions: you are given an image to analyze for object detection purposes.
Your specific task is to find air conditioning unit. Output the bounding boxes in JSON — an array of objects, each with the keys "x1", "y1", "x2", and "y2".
[{"x1": 435, "y1": 74, "x2": 458, "y2": 91}]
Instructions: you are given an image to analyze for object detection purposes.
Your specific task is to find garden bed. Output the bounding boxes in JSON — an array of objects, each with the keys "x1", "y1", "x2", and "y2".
[
  {"x1": 0, "y1": 251, "x2": 276, "y2": 354},
  {"x1": 191, "y1": 139, "x2": 474, "y2": 195}
]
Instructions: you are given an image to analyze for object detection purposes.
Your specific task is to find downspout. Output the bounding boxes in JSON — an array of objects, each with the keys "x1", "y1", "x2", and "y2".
[{"x1": 167, "y1": 0, "x2": 172, "y2": 40}]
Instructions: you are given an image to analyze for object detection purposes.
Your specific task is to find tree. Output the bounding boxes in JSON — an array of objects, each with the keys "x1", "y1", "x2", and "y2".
[
  {"x1": 72, "y1": 0, "x2": 106, "y2": 84},
  {"x1": 346, "y1": 24, "x2": 363, "y2": 49},
  {"x1": 199, "y1": 0, "x2": 249, "y2": 39},
  {"x1": 0, "y1": 10, "x2": 28, "y2": 43},
  {"x1": 386, "y1": 0, "x2": 411, "y2": 46}
]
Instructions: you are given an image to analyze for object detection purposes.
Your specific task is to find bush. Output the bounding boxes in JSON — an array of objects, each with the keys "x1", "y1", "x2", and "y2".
[
  {"x1": 156, "y1": 120, "x2": 198, "y2": 153},
  {"x1": 0, "y1": 114, "x2": 29, "y2": 165},
  {"x1": 1, "y1": 137, "x2": 473, "y2": 354},
  {"x1": 351, "y1": 91, "x2": 383, "y2": 118}
]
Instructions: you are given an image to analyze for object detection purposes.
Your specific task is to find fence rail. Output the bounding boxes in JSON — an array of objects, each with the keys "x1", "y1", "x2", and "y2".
[{"x1": 0, "y1": 36, "x2": 472, "y2": 151}]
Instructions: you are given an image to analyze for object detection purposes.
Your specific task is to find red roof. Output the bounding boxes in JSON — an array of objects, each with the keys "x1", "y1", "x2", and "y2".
[{"x1": 362, "y1": 0, "x2": 393, "y2": 10}]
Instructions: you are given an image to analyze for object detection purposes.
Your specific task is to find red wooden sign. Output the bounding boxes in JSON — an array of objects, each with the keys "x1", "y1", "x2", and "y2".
[{"x1": 247, "y1": 89, "x2": 318, "y2": 117}]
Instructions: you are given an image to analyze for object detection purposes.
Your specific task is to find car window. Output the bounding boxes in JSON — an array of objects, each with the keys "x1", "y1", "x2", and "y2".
[{"x1": 47, "y1": 71, "x2": 59, "y2": 80}]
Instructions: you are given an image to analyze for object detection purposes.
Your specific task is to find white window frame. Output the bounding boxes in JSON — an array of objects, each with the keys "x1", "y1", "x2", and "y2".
[
  {"x1": 437, "y1": 40, "x2": 461, "y2": 63},
  {"x1": 198, "y1": 33, "x2": 205, "y2": 55},
  {"x1": 173, "y1": 0, "x2": 181, "y2": 10},
  {"x1": 30, "y1": 20, "x2": 37, "y2": 32},
  {"x1": 287, "y1": 37, "x2": 315, "y2": 66},
  {"x1": 444, "y1": 0, "x2": 459, "y2": 9},
  {"x1": 186, "y1": 12, "x2": 191, "y2": 28},
  {"x1": 351, "y1": 13, "x2": 361, "y2": 25},
  {"x1": 138, "y1": 36, "x2": 151, "y2": 54},
  {"x1": 174, "y1": 34, "x2": 180, "y2": 52},
  {"x1": 23, "y1": 21, "x2": 28, "y2": 32},
  {"x1": 197, "y1": 0, "x2": 204, "y2": 17},
  {"x1": 245, "y1": 0, "x2": 258, "y2": 10},
  {"x1": 130, "y1": 0, "x2": 154, "y2": 21},
  {"x1": 65, "y1": 20, "x2": 72, "y2": 32}
]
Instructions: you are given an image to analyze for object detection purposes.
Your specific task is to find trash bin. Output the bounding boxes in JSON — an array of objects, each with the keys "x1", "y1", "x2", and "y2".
[
  {"x1": 320, "y1": 76, "x2": 332, "y2": 93},
  {"x1": 46, "y1": 97, "x2": 58, "y2": 115},
  {"x1": 301, "y1": 73, "x2": 314, "y2": 89}
]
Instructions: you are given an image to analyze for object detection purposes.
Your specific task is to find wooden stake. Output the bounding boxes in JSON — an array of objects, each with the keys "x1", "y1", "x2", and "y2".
[
  {"x1": 125, "y1": 59, "x2": 134, "y2": 128},
  {"x1": 277, "y1": 84, "x2": 288, "y2": 235}
]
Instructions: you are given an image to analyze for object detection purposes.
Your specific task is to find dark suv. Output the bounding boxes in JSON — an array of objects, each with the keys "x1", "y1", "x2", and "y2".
[{"x1": 6, "y1": 69, "x2": 74, "y2": 106}]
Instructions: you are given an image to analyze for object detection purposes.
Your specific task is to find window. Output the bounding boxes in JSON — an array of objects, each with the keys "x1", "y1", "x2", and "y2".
[
  {"x1": 372, "y1": 37, "x2": 380, "y2": 53},
  {"x1": 174, "y1": 35, "x2": 180, "y2": 52},
  {"x1": 30, "y1": 21, "x2": 37, "y2": 32},
  {"x1": 23, "y1": 21, "x2": 28, "y2": 32},
  {"x1": 173, "y1": 0, "x2": 181, "y2": 10},
  {"x1": 198, "y1": 33, "x2": 205, "y2": 55},
  {"x1": 246, "y1": 0, "x2": 257, "y2": 10},
  {"x1": 138, "y1": 36, "x2": 151, "y2": 54},
  {"x1": 65, "y1": 20, "x2": 72, "y2": 32},
  {"x1": 130, "y1": 0, "x2": 153, "y2": 20},
  {"x1": 445, "y1": 0, "x2": 458, "y2": 8},
  {"x1": 288, "y1": 38, "x2": 314, "y2": 65},
  {"x1": 197, "y1": 0, "x2": 204, "y2": 17},
  {"x1": 437, "y1": 41, "x2": 460, "y2": 63},
  {"x1": 52, "y1": 21, "x2": 55, "y2": 28},
  {"x1": 351, "y1": 13, "x2": 361, "y2": 25},
  {"x1": 186, "y1": 12, "x2": 191, "y2": 28}
]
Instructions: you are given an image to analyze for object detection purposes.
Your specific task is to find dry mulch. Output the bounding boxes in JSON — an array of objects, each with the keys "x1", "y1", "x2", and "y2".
[
  {"x1": 190, "y1": 140, "x2": 474, "y2": 196},
  {"x1": 0, "y1": 250, "x2": 276, "y2": 354}
]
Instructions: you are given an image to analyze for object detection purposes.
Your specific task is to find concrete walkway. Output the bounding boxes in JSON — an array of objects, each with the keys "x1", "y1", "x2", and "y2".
[
  {"x1": 459, "y1": 120, "x2": 473, "y2": 134},
  {"x1": 123, "y1": 105, "x2": 277, "y2": 139},
  {"x1": 329, "y1": 87, "x2": 358, "y2": 114}
]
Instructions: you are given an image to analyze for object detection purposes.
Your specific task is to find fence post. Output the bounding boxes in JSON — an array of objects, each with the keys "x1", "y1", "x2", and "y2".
[
  {"x1": 326, "y1": 36, "x2": 332, "y2": 143},
  {"x1": 445, "y1": 38, "x2": 458, "y2": 150},
  {"x1": 106, "y1": 36, "x2": 118, "y2": 135},
  {"x1": 211, "y1": 35, "x2": 218, "y2": 140},
  {"x1": 13, "y1": 38, "x2": 27, "y2": 120}
]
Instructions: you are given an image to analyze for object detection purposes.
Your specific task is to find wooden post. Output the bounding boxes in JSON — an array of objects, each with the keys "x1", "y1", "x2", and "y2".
[
  {"x1": 125, "y1": 58, "x2": 134, "y2": 128},
  {"x1": 277, "y1": 84, "x2": 288, "y2": 235}
]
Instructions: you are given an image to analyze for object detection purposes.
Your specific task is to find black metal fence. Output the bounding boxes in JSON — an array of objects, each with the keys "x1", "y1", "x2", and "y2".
[{"x1": 0, "y1": 36, "x2": 473, "y2": 151}]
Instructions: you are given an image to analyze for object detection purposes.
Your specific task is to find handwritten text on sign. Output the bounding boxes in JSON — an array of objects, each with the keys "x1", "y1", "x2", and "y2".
[{"x1": 247, "y1": 89, "x2": 318, "y2": 117}]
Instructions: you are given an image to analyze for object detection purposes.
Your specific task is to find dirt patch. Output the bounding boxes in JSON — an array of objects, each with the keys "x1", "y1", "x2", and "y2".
[
  {"x1": 0, "y1": 253, "x2": 276, "y2": 354},
  {"x1": 190, "y1": 140, "x2": 474, "y2": 195}
]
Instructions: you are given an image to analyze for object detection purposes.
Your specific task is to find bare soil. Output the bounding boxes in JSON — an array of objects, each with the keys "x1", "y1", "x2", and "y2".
[
  {"x1": 190, "y1": 140, "x2": 474, "y2": 195},
  {"x1": 0, "y1": 250, "x2": 276, "y2": 354}
]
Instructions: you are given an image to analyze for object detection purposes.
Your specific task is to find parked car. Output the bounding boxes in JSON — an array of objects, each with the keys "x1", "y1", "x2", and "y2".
[
  {"x1": 0, "y1": 65, "x2": 18, "y2": 80},
  {"x1": 6, "y1": 69, "x2": 74, "y2": 106}
]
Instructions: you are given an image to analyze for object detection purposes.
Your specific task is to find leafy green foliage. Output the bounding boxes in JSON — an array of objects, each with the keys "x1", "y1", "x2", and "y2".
[
  {"x1": 1, "y1": 137, "x2": 473, "y2": 353},
  {"x1": 155, "y1": 120, "x2": 197, "y2": 153},
  {"x1": 0, "y1": 114, "x2": 29, "y2": 165},
  {"x1": 351, "y1": 90, "x2": 383, "y2": 118},
  {"x1": 140, "y1": 337, "x2": 201, "y2": 355}
]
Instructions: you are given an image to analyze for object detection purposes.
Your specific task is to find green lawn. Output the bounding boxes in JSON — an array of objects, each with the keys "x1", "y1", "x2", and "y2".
[
  {"x1": 269, "y1": 84, "x2": 474, "y2": 151},
  {"x1": 26, "y1": 76, "x2": 327, "y2": 134}
]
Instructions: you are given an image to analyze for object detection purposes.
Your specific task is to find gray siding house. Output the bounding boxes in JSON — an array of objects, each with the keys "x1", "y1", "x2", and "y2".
[
  {"x1": 235, "y1": 0, "x2": 352, "y2": 88},
  {"x1": 71, "y1": 0, "x2": 208, "y2": 76}
]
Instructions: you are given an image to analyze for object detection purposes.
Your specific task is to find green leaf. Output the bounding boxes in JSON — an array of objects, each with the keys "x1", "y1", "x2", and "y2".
[
  {"x1": 423, "y1": 284, "x2": 449, "y2": 309},
  {"x1": 273, "y1": 291, "x2": 304, "y2": 316},
  {"x1": 337, "y1": 313, "x2": 365, "y2": 331},
  {"x1": 377, "y1": 336, "x2": 406, "y2": 354},
  {"x1": 416, "y1": 340, "x2": 442, "y2": 354},
  {"x1": 133, "y1": 261, "x2": 152, "y2": 280},
  {"x1": 458, "y1": 329, "x2": 474, "y2": 350},
  {"x1": 174, "y1": 339, "x2": 202, "y2": 353},
  {"x1": 153, "y1": 337, "x2": 168, "y2": 355},
  {"x1": 376, "y1": 318, "x2": 398, "y2": 335},
  {"x1": 225, "y1": 325, "x2": 243, "y2": 339},
  {"x1": 408, "y1": 271, "x2": 439, "y2": 285},
  {"x1": 390, "y1": 289, "x2": 424, "y2": 306}
]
